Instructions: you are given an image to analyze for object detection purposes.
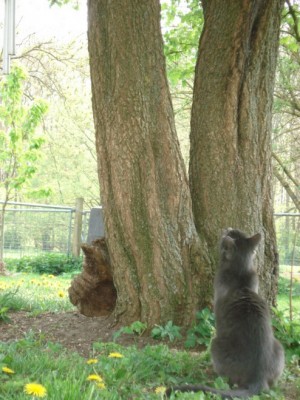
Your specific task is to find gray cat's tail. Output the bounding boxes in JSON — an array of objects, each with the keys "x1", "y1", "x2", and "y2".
[{"x1": 165, "y1": 382, "x2": 262, "y2": 399}]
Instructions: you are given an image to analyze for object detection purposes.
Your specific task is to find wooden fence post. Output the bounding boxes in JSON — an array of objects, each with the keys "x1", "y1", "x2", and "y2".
[{"x1": 72, "y1": 197, "x2": 84, "y2": 257}]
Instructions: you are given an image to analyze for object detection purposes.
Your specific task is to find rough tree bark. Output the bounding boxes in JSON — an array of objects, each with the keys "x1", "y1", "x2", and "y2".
[
  {"x1": 189, "y1": 0, "x2": 284, "y2": 304},
  {"x1": 88, "y1": 0, "x2": 212, "y2": 327}
]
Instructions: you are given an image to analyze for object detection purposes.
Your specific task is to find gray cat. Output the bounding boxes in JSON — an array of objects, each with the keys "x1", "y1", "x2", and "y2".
[{"x1": 166, "y1": 228, "x2": 284, "y2": 399}]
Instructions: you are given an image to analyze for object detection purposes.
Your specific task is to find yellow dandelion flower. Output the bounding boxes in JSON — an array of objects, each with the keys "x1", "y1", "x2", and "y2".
[
  {"x1": 155, "y1": 386, "x2": 166, "y2": 394},
  {"x1": 48, "y1": 274, "x2": 55, "y2": 278},
  {"x1": 86, "y1": 358, "x2": 98, "y2": 365},
  {"x1": 24, "y1": 383, "x2": 47, "y2": 398},
  {"x1": 96, "y1": 382, "x2": 106, "y2": 389},
  {"x1": 2, "y1": 366, "x2": 15, "y2": 374},
  {"x1": 58, "y1": 290, "x2": 65, "y2": 298},
  {"x1": 108, "y1": 352, "x2": 124, "y2": 358},
  {"x1": 87, "y1": 374, "x2": 103, "y2": 382}
]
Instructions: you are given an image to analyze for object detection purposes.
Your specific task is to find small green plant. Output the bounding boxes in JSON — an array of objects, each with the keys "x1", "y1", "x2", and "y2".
[
  {"x1": 113, "y1": 321, "x2": 147, "y2": 341},
  {"x1": 185, "y1": 308, "x2": 215, "y2": 349},
  {"x1": 151, "y1": 320, "x2": 182, "y2": 342},
  {"x1": 213, "y1": 376, "x2": 230, "y2": 390},
  {"x1": 0, "y1": 304, "x2": 10, "y2": 323},
  {"x1": 0, "y1": 289, "x2": 19, "y2": 322}
]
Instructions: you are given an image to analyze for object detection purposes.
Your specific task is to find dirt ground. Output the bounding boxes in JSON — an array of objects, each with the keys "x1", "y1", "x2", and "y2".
[{"x1": 0, "y1": 310, "x2": 164, "y2": 357}]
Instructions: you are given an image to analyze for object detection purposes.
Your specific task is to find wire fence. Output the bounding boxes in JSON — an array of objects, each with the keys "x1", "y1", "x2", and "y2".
[
  {"x1": 1, "y1": 201, "x2": 90, "y2": 259},
  {"x1": 275, "y1": 213, "x2": 300, "y2": 267},
  {"x1": 0, "y1": 201, "x2": 299, "y2": 267}
]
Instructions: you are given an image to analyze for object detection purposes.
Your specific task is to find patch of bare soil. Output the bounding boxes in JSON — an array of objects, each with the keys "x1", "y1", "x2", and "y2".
[{"x1": 0, "y1": 311, "x2": 160, "y2": 358}]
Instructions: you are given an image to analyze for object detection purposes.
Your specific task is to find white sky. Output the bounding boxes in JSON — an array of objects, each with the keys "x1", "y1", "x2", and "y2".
[{"x1": 1, "y1": 0, "x2": 87, "y2": 47}]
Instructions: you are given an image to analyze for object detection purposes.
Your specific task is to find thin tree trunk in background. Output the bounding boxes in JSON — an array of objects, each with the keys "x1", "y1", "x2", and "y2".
[
  {"x1": 190, "y1": 0, "x2": 284, "y2": 304},
  {"x1": 0, "y1": 208, "x2": 5, "y2": 262},
  {"x1": 88, "y1": 0, "x2": 212, "y2": 327},
  {"x1": 273, "y1": 168, "x2": 300, "y2": 212},
  {"x1": 0, "y1": 189, "x2": 9, "y2": 265}
]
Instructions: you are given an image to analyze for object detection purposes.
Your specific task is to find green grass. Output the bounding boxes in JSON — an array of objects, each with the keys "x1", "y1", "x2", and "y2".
[
  {"x1": 1, "y1": 334, "x2": 296, "y2": 399},
  {"x1": 0, "y1": 273, "x2": 78, "y2": 314},
  {"x1": 0, "y1": 334, "x2": 103, "y2": 400},
  {"x1": 0, "y1": 269, "x2": 299, "y2": 399},
  {"x1": 1, "y1": 336, "x2": 295, "y2": 400},
  {"x1": 0, "y1": 332, "x2": 212, "y2": 399}
]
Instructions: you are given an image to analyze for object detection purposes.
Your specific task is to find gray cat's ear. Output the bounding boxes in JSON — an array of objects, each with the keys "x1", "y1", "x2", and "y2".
[{"x1": 248, "y1": 233, "x2": 261, "y2": 247}]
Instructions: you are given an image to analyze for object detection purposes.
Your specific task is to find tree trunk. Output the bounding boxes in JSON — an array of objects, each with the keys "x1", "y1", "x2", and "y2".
[
  {"x1": 189, "y1": 0, "x2": 284, "y2": 305},
  {"x1": 88, "y1": 0, "x2": 212, "y2": 327},
  {"x1": 0, "y1": 205, "x2": 10, "y2": 276}
]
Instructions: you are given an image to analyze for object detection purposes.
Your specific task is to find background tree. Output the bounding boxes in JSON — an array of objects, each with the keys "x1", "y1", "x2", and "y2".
[
  {"x1": 15, "y1": 34, "x2": 100, "y2": 207},
  {"x1": 1, "y1": 0, "x2": 99, "y2": 207},
  {"x1": 0, "y1": 66, "x2": 47, "y2": 263}
]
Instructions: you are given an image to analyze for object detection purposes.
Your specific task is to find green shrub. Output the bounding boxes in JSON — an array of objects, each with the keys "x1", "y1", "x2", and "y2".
[{"x1": 5, "y1": 254, "x2": 82, "y2": 275}]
